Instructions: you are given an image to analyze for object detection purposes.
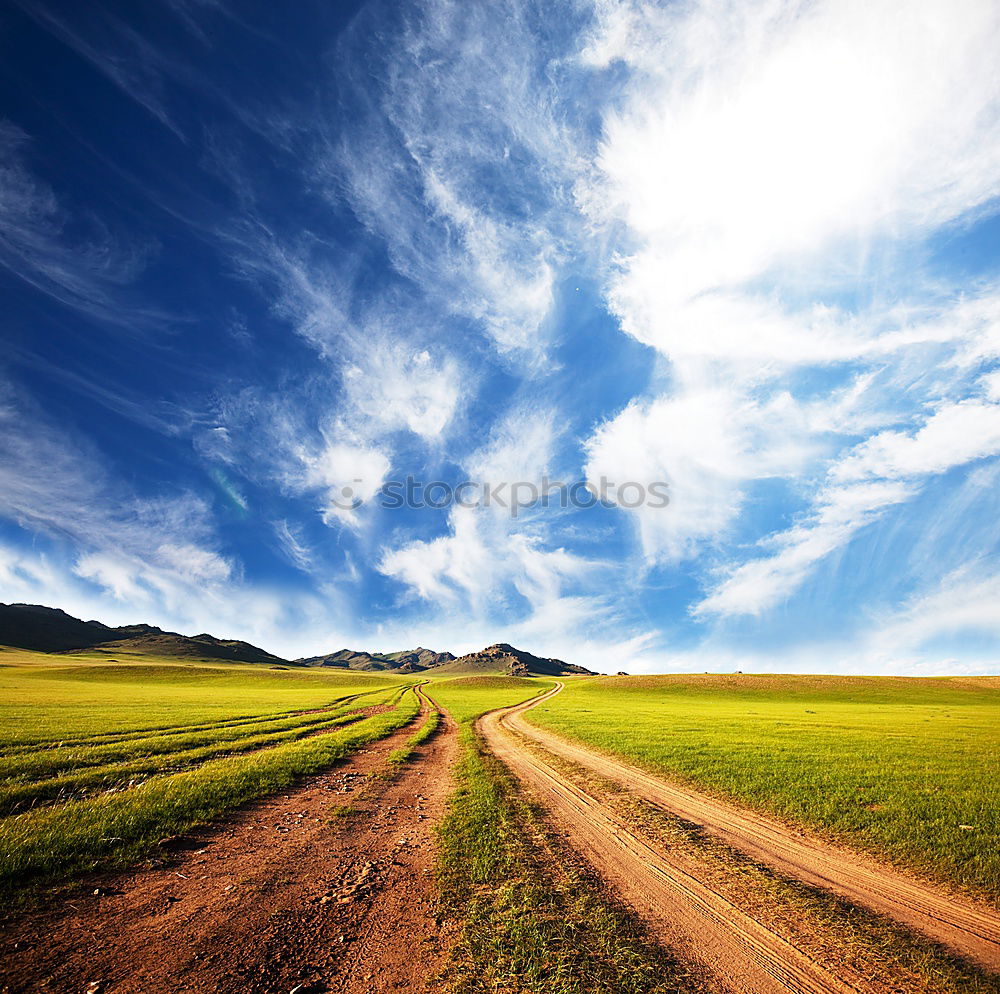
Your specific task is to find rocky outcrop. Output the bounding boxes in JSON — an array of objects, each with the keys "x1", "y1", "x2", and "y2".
[{"x1": 433, "y1": 643, "x2": 594, "y2": 677}]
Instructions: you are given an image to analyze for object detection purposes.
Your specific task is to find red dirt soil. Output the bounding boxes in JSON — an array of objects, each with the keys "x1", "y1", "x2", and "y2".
[{"x1": 0, "y1": 707, "x2": 457, "y2": 994}]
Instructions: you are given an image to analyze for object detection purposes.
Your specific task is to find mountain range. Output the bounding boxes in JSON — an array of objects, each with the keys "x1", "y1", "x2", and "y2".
[
  {"x1": 294, "y1": 646, "x2": 457, "y2": 672},
  {"x1": 0, "y1": 603, "x2": 594, "y2": 676}
]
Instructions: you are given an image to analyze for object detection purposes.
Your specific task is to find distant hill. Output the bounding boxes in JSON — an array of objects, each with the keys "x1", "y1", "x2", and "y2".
[
  {"x1": 295, "y1": 646, "x2": 456, "y2": 673},
  {"x1": 432, "y1": 643, "x2": 593, "y2": 677},
  {"x1": 93, "y1": 632, "x2": 286, "y2": 664},
  {"x1": 385, "y1": 647, "x2": 456, "y2": 669},
  {"x1": 0, "y1": 604, "x2": 593, "y2": 677},
  {"x1": 293, "y1": 643, "x2": 591, "y2": 676},
  {"x1": 0, "y1": 603, "x2": 287, "y2": 665}
]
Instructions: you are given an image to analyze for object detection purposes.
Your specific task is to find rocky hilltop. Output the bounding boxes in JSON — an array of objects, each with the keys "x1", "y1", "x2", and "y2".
[
  {"x1": 295, "y1": 646, "x2": 455, "y2": 673},
  {"x1": 298, "y1": 643, "x2": 592, "y2": 677},
  {"x1": 433, "y1": 643, "x2": 593, "y2": 677}
]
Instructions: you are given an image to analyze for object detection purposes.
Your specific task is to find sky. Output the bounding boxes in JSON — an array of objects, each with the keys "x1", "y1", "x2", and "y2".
[{"x1": 1, "y1": 0, "x2": 999, "y2": 673}]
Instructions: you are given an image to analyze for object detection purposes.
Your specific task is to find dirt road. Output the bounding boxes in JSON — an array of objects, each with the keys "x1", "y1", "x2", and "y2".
[
  {"x1": 480, "y1": 685, "x2": 1000, "y2": 994},
  {"x1": 1, "y1": 696, "x2": 456, "y2": 994},
  {"x1": 501, "y1": 684, "x2": 1000, "y2": 972}
]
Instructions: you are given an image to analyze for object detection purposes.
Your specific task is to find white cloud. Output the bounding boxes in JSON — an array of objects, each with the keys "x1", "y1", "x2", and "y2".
[
  {"x1": 302, "y1": 439, "x2": 391, "y2": 528},
  {"x1": 585, "y1": 388, "x2": 817, "y2": 562},
  {"x1": 832, "y1": 400, "x2": 1000, "y2": 482},
  {"x1": 327, "y1": 0, "x2": 579, "y2": 361},
  {"x1": 695, "y1": 480, "x2": 915, "y2": 617},
  {"x1": 416, "y1": 169, "x2": 558, "y2": 355},
  {"x1": 342, "y1": 343, "x2": 463, "y2": 441},
  {"x1": 0, "y1": 120, "x2": 155, "y2": 328},
  {"x1": 465, "y1": 405, "x2": 559, "y2": 490},
  {"x1": 0, "y1": 538, "x2": 356, "y2": 661},
  {"x1": 982, "y1": 369, "x2": 1000, "y2": 403},
  {"x1": 272, "y1": 519, "x2": 313, "y2": 573},
  {"x1": 220, "y1": 223, "x2": 468, "y2": 467},
  {"x1": 379, "y1": 505, "x2": 591, "y2": 614},
  {"x1": 588, "y1": 0, "x2": 1000, "y2": 313},
  {"x1": 12, "y1": 1, "x2": 193, "y2": 139},
  {"x1": 0, "y1": 380, "x2": 235, "y2": 614},
  {"x1": 867, "y1": 564, "x2": 1000, "y2": 663},
  {"x1": 696, "y1": 396, "x2": 1000, "y2": 617},
  {"x1": 378, "y1": 402, "x2": 595, "y2": 625}
]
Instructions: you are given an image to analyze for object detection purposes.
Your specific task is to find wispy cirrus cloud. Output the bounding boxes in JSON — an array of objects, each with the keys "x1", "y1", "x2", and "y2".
[
  {"x1": 0, "y1": 379, "x2": 232, "y2": 610},
  {"x1": 573, "y1": 0, "x2": 1000, "y2": 641},
  {"x1": 696, "y1": 394, "x2": 1000, "y2": 618},
  {"x1": 694, "y1": 480, "x2": 916, "y2": 618},
  {"x1": 324, "y1": 0, "x2": 583, "y2": 361},
  {"x1": 206, "y1": 225, "x2": 470, "y2": 533},
  {"x1": 10, "y1": 0, "x2": 198, "y2": 139},
  {"x1": 271, "y1": 519, "x2": 313, "y2": 573},
  {"x1": 0, "y1": 121, "x2": 162, "y2": 329},
  {"x1": 867, "y1": 562, "x2": 1000, "y2": 664}
]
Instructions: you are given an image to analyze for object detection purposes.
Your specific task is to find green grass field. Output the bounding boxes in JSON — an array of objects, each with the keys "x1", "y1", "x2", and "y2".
[
  {"x1": 0, "y1": 648, "x2": 419, "y2": 894},
  {"x1": 0, "y1": 646, "x2": 404, "y2": 746},
  {"x1": 6, "y1": 649, "x2": 999, "y2": 990},
  {"x1": 526, "y1": 674, "x2": 1000, "y2": 900}
]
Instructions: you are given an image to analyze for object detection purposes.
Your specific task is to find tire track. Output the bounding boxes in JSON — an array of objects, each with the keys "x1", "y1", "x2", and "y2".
[
  {"x1": 481, "y1": 688, "x2": 864, "y2": 994},
  {"x1": 1, "y1": 686, "x2": 455, "y2": 994},
  {"x1": 504, "y1": 684, "x2": 1000, "y2": 973}
]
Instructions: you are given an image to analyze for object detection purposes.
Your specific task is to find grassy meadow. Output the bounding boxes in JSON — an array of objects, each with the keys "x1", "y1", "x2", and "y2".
[
  {"x1": 527, "y1": 673, "x2": 1000, "y2": 900},
  {"x1": 6, "y1": 646, "x2": 998, "y2": 990},
  {"x1": 0, "y1": 647, "x2": 419, "y2": 893},
  {"x1": 0, "y1": 645, "x2": 404, "y2": 746}
]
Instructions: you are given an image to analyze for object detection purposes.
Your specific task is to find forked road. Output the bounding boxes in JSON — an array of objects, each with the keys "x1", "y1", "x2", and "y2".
[{"x1": 479, "y1": 684, "x2": 1000, "y2": 994}]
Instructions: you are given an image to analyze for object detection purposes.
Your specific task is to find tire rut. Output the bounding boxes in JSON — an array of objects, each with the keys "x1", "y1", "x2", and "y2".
[
  {"x1": 505, "y1": 683, "x2": 1000, "y2": 973},
  {"x1": 480, "y1": 685, "x2": 998, "y2": 994},
  {"x1": 1, "y1": 691, "x2": 457, "y2": 994}
]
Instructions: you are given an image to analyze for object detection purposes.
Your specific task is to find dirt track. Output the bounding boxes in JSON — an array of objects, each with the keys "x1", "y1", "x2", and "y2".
[
  {"x1": 1, "y1": 695, "x2": 456, "y2": 994},
  {"x1": 480, "y1": 685, "x2": 1000, "y2": 993}
]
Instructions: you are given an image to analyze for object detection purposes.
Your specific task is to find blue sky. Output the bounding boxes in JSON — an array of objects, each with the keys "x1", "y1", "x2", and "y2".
[{"x1": 1, "y1": 0, "x2": 999, "y2": 673}]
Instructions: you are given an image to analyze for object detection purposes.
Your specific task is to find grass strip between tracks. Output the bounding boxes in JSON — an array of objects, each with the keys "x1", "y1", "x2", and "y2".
[
  {"x1": 0, "y1": 686, "x2": 392, "y2": 755},
  {"x1": 433, "y1": 682, "x2": 708, "y2": 994},
  {"x1": 0, "y1": 688, "x2": 404, "y2": 784},
  {"x1": 1, "y1": 688, "x2": 421, "y2": 895},
  {"x1": 388, "y1": 708, "x2": 441, "y2": 766},
  {"x1": 0, "y1": 704, "x2": 390, "y2": 816}
]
